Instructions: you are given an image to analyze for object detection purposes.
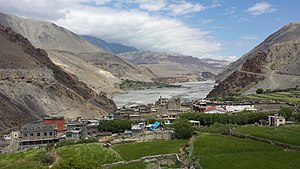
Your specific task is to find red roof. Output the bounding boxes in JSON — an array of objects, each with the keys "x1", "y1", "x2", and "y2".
[{"x1": 204, "y1": 106, "x2": 227, "y2": 113}]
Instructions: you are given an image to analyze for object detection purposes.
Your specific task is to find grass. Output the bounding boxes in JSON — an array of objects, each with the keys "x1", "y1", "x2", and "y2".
[
  {"x1": 234, "y1": 125, "x2": 300, "y2": 146},
  {"x1": 112, "y1": 140, "x2": 188, "y2": 161},
  {"x1": 0, "y1": 149, "x2": 45, "y2": 169},
  {"x1": 191, "y1": 133, "x2": 300, "y2": 169},
  {"x1": 110, "y1": 162, "x2": 147, "y2": 169},
  {"x1": 54, "y1": 143, "x2": 121, "y2": 167}
]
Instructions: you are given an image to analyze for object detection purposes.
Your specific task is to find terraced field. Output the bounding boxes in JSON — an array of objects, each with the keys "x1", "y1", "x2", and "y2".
[
  {"x1": 0, "y1": 149, "x2": 44, "y2": 169},
  {"x1": 112, "y1": 140, "x2": 188, "y2": 161},
  {"x1": 244, "y1": 90, "x2": 300, "y2": 104},
  {"x1": 234, "y1": 125, "x2": 300, "y2": 146},
  {"x1": 53, "y1": 143, "x2": 121, "y2": 168},
  {"x1": 191, "y1": 133, "x2": 300, "y2": 169}
]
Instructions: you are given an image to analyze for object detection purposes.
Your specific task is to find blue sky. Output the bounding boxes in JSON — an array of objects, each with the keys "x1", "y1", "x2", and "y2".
[{"x1": 0, "y1": 0, "x2": 299, "y2": 61}]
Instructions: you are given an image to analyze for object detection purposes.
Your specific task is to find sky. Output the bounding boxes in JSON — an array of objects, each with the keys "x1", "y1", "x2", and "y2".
[{"x1": 0, "y1": 0, "x2": 299, "y2": 62}]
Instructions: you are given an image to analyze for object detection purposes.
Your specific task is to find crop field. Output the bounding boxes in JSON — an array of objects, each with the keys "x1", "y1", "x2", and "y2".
[
  {"x1": 0, "y1": 149, "x2": 44, "y2": 169},
  {"x1": 191, "y1": 133, "x2": 300, "y2": 169},
  {"x1": 234, "y1": 125, "x2": 300, "y2": 146},
  {"x1": 244, "y1": 90, "x2": 300, "y2": 104},
  {"x1": 54, "y1": 143, "x2": 121, "y2": 167},
  {"x1": 112, "y1": 140, "x2": 188, "y2": 161}
]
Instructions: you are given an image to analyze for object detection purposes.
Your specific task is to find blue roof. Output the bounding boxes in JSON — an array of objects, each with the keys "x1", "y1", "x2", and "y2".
[{"x1": 150, "y1": 121, "x2": 161, "y2": 131}]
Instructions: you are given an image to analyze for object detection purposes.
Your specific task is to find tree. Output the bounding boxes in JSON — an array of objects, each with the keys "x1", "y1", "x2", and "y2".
[
  {"x1": 98, "y1": 120, "x2": 133, "y2": 133},
  {"x1": 278, "y1": 107, "x2": 293, "y2": 119},
  {"x1": 172, "y1": 119, "x2": 193, "y2": 139},
  {"x1": 256, "y1": 88, "x2": 264, "y2": 94}
]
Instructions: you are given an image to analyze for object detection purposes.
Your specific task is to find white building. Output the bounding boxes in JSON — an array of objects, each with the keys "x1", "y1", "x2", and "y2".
[{"x1": 268, "y1": 116, "x2": 285, "y2": 126}]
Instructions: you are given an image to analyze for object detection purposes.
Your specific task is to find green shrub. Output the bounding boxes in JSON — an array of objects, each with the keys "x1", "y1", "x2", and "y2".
[{"x1": 256, "y1": 88, "x2": 264, "y2": 94}]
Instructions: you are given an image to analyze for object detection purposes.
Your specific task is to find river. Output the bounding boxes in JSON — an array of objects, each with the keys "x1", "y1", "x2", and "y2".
[{"x1": 112, "y1": 80, "x2": 216, "y2": 107}]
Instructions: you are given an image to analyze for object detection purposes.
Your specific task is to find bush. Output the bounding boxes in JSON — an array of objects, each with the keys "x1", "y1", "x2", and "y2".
[
  {"x1": 256, "y1": 88, "x2": 264, "y2": 94},
  {"x1": 171, "y1": 119, "x2": 193, "y2": 139}
]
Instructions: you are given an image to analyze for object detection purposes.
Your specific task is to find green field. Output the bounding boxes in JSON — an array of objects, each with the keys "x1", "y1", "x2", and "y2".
[
  {"x1": 214, "y1": 90, "x2": 300, "y2": 104},
  {"x1": 112, "y1": 140, "x2": 188, "y2": 161},
  {"x1": 244, "y1": 90, "x2": 300, "y2": 104},
  {"x1": 110, "y1": 162, "x2": 147, "y2": 169},
  {"x1": 53, "y1": 143, "x2": 121, "y2": 168},
  {"x1": 0, "y1": 149, "x2": 45, "y2": 169},
  {"x1": 191, "y1": 133, "x2": 300, "y2": 169},
  {"x1": 234, "y1": 125, "x2": 300, "y2": 146}
]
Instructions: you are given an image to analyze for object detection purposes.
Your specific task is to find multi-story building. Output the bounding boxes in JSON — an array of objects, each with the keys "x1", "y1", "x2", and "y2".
[{"x1": 19, "y1": 123, "x2": 59, "y2": 150}]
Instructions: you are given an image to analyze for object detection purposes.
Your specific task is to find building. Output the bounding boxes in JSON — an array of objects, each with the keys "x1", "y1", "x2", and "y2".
[
  {"x1": 19, "y1": 124, "x2": 59, "y2": 150},
  {"x1": 268, "y1": 116, "x2": 285, "y2": 126},
  {"x1": 189, "y1": 120, "x2": 200, "y2": 127},
  {"x1": 65, "y1": 121, "x2": 87, "y2": 140},
  {"x1": 204, "y1": 106, "x2": 227, "y2": 114},
  {"x1": 3, "y1": 134, "x2": 11, "y2": 140},
  {"x1": 224, "y1": 105, "x2": 256, "y2": 113},
  {"x1": 162, "y1": 113, "x2": 178, "y2": 124},
  {"x1": 43, "y1": 116, "x2": 65, "y2": 132},
  {"x1": 86, "y1": 120, "x2": 99, "y2": 136},
  {"x1": 193, "y1": 100, "x2": 207, "y2": 112}
]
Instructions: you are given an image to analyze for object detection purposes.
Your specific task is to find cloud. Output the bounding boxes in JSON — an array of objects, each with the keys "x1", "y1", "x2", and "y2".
[
  {"x1": 167, "y1": 1, "x2": 204, "y2": 15},
  {"x1": 57, "y1": 6, "x2": 221, "y2": 57},
  {"x1": 0, "y1": 0, "x2": 222, "y2": 58},
  {"x1": 202, "y1": 54, "x2": 238, "y2": 62},
  {"x1": 247, "y1": 2, "x2": 276, "y2": 15},
  {"x1": 225, "y1": 7, "x2": 236, "y2": 15},
  {"x1": 133, "y1": 0, "x2": 167, "y2": 11}
]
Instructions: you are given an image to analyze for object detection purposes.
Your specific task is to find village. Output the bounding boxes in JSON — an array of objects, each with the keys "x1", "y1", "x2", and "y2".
[{"x1": 0, "y1": 95, "x2": 290, "y2": 154}]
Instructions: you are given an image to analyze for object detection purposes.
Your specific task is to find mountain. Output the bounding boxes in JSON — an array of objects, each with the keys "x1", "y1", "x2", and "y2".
[
  {"x1": 0, "y1": 13, "x2": 102, "y2": 53},
  {"x1": 0, "y1": 25, "x2": 116, "y2": 131},
  {"x1": 118, "y1": 51, "x2": 230, "y2": 83},
  {"x1": 0, "y1": 13, "x2": 154, "y2": 96},
  {"x1": 82, "y1": 35, "x2": 138, "y2": 54},
  {"x1": 207, "y1": 22, "x2": 300, "y2": 98}
]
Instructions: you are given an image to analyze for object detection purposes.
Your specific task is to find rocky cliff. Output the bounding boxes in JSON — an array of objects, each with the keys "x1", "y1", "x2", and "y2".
[{"x1": 0, "y1": 25, "x2": 117, "y2": 131}]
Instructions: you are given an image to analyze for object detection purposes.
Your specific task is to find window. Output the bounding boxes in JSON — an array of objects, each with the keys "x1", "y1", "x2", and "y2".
[
  {"x1": 30, "y1": 133, "x2": 34, "y2": 136},
  {"x1": 49, "y1": 132, "x2": 52, "y2": 136},
  {"x1": 37, "y1": 133, "x2": 40, "y2": 136},
  {"x1": 44, "y1": 132, "x2": 47, "y2": 136}
]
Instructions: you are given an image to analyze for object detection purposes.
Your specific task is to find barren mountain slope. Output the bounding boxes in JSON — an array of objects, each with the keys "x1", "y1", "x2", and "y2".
[
  {"x1": 118, "y1": 51, "x2": 229, "y2": 82},
  {"x1": 0, "y1": 26, "x2": 116, "y2": 131},
  {"x1": 0, "y1": 12, "x2": 101, "y2": 53},
  {"x1": 207, "y1": 40, "x2": 300, "y2": 98},
  {"x1": 217, "y1": 22, "x2": 300, "y2": 81},
  {"x1": 0, "y1": 13, "x2": 157, "y2": 86}
]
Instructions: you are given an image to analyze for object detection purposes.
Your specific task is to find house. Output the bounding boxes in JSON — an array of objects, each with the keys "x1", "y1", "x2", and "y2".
[
  {"x1": 189, "y1": 120, "x2": 200, "y2": 127},
  {"x1": 162, "y1": 113, "x2": 178, "y2": 124},
  {"x1": 103, "y1": 114, "x2": 114, "y2": 120},
  {"x1": 65, "y1": 121, "x2": 87, "y2": 140},
  {"x1": 149, "y1": 121, "x2": 163, "y2": 131},
  {"x1": 193, "y1": 100, "x2": 207, "y2": 112},
  {"x1": 43, "y1": 116, "x2": 65, "y2": 132},
  {"x1": 3, "y1": 134, "x2": 11, "y2": 140},
  {"x1": 86, "y1": 120, "x2": 99, "y2": 136},
  {"x1": 204, "y1": 106, "x2": 227, "y2": 114},
  {"x1": 19, "y1": 123, "x2": 59, "y2": 150},
  {"x1": 268, "y1": 116, "x2": 285, "y2": 126}
]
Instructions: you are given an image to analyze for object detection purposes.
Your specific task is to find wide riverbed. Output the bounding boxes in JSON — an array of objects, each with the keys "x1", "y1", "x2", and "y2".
[{"x1": 112, "y1": 80, "x2": 216, "y2": 107}]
